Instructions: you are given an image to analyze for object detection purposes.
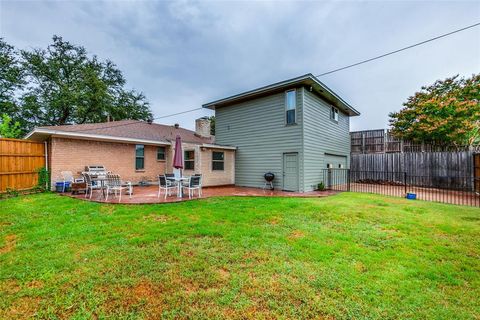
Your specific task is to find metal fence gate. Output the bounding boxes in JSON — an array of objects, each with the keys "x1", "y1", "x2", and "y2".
[
  {"x1": 475, "y1": 153, "x2": 480, "y2": 194},
  {"x1": 322, "y1": 168, "x2": 479, "y2": 207}
]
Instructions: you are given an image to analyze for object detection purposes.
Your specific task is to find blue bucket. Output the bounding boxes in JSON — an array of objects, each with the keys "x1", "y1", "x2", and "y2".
[
  {"x1": 55, "y1": 181, "x2": 71, "y2": 192},
  {"x1": 406, "y1": 193, "x2": 416, "y2": 200}
]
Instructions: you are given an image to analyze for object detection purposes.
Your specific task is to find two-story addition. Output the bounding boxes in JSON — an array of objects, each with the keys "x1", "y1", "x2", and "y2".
[{"x1": 203, "y1": 74, "x2": 360, "y2": 192}]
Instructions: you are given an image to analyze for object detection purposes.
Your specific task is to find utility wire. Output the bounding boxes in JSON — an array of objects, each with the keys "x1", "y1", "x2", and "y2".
[
  {"x1": 75, "y1": 107, "x2": 206, "y2": 132},
  {"x1": 73, "y1": 21, "x2": 480, "y2": 132},
  {"x1": 315, "y1": 22, "x2": 480, "y2": 77}
]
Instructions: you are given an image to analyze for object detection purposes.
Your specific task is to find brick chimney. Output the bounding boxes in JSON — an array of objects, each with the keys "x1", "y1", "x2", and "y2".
[{"x1": 195, "y1": 117, "x2": 211, "y2": 138}]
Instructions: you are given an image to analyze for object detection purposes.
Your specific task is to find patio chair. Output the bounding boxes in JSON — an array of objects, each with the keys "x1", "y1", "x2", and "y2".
[
  {"x1": 158, "y1": 175, "x2": 177, "y2": 199},
  {"x1": 194, "y1": 174, "x2": 203, "y2": 196},
  {"x1": 165, "y1": 173, "x2": 177, "y2": 186},
  {"x1": 105, "y1": 173, "x2": 132, "y2": 203},
  {"x1": 83, "y1": 173, "x2": 102, "y2": 200},
  {"x1": 61, "y1": 171, "x2": 74, "y2": 192},
  {"x1": 182, "y1": 175, "x2": 201, "y2": 199}
]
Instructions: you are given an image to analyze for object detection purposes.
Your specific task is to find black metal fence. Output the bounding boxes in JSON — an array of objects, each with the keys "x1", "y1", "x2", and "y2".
[{"x1": 322, "y1": 169, "x2": 480, "y2": 207}]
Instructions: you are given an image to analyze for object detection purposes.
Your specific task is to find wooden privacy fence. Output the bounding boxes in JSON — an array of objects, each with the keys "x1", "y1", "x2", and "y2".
[
  {"x1": 351, "y1": 129, "x2": 480, "y2": 154},
  {"x1": 0, "y1": 138, "x2": 46, "y2": 193}
]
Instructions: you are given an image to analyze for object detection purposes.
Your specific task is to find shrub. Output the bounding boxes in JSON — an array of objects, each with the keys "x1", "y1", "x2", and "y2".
[
  {"x1": 317, "y1": 182, "x2": 325, "y2": 191},
  {"x1": 36, "y1": 167, "x2": 50, "y2": 191}
]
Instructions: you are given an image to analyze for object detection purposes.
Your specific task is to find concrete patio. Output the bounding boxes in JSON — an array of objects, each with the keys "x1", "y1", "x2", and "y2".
[{"x1": 65, "y1": 185, "x2": 338, "y2": 204}]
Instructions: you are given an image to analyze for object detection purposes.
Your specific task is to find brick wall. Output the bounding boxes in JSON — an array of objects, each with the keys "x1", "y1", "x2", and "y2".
[
  {"x1": 173, "y1": 142, "x2": 235, "y2": 187},
  {"x1": 50, "y1": 137, "x2": 168, "y2": 185},
  {"x1": 49, "y1": 137, "x2": 235, "y2": 187}
]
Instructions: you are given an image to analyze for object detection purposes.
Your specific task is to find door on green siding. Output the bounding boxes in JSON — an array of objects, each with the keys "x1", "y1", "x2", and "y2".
[{"x1": 283, "y1": 153, "x2": 299, "y2": 191}]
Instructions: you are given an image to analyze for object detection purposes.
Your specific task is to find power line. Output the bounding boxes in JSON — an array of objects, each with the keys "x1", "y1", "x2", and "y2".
[
  {"x1": 75, "y1": 107, "x2": 206, "y2": 132},
  {"x1": 151, "y1": 22, "x2": 480, "y2": 122},
  {"x1": 315, "y1": 22, "x2": 480, "y2": 77},
  {"x1": 73, "y1": 22, "x2": 480, "y2": 132},
  {"x1": 154, "y1": 107, "x2": 204, "y2": 120}
]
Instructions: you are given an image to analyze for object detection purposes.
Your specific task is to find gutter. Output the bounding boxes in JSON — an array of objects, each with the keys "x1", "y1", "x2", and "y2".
[
  {"x1": 201, "y1": 143, "x2": 237, "y2": 150},
  {"x1": 25, "y1": 128, "x2": 171, "y2": 146}
]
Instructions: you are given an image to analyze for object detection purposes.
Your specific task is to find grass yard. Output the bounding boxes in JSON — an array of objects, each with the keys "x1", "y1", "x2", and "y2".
[{"x1": 0, "y1": 193, "x2": 479, "y2": 319}]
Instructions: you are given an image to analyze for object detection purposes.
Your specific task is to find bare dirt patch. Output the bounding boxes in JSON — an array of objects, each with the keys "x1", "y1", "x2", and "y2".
[
  {"x1": 0, "y1": 296, "x2": 41, "y2": 319},
  {"x1": 99, "y1": 279, "x2": 168, "y2": 318},
  {"x1": 26, "y1": 280, "x2": 44, "y2": 289},
  {"x1": 99, "y1": 205, "x2": 115, "y2": 215},
  {"x1": 268, "y1": 217, "x2": 282, "y2": 225},
  {"x1": 0, "y1": 279, "x2": 21, "y2": 295},
  {"x1": 217, "y1": 267, "x2": 230, "y2": 280},
  {"x1": 288, "y1": 230, "x2": 305, "y2": 240},
  {"x1": 143, "y1": 214, "x2": 179, "y2": 223},
  {"x1": 0, "y1": 234, "x2": 17, "y2": 254}
]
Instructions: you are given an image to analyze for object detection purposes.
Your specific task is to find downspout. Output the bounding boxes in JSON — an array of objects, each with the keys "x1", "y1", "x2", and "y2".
[{"x1": 44, "y1": 141, "x2": 48, "y2": 189}]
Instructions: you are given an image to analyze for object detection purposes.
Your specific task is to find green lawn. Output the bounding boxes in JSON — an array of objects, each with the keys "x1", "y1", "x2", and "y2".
[{"x1": 0, "y1": 193, "x2": 479, "y2": 319}]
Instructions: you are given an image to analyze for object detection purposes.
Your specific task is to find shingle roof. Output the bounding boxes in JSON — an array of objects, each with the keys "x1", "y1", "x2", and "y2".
[{"x1": 36, "y1": 120, "x2": 214, "y2": 144}]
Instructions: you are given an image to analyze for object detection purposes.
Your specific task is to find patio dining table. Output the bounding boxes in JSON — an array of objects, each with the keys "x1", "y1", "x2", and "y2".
[
  {"x1": 166, "y1": 176, "x2": 189, "y2": 198},
  {"x1": 90, "y1": 175, "x2": 107, "y2": 199}
]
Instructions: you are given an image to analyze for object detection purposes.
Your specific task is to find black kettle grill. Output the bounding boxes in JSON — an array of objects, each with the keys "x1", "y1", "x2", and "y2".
[{"x1": 263, "y1": 172, "x2": 275, "y2": 190}]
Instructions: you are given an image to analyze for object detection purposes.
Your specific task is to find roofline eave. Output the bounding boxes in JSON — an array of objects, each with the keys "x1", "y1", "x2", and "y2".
[
  {"x1": 25, "y1": 128, "x2": 171, "y2": 146},
  {"x1": 202, "y1": 73, "x2": 360, "y2": 116}
]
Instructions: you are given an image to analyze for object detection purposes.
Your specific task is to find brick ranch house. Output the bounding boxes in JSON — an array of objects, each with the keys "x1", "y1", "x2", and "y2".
[
  {"x1": 25, "y1": 118, "x2": 236, "y2": 188},
  {"x1": 26, "y1": 74, "x2": 358, "y2": 192}
]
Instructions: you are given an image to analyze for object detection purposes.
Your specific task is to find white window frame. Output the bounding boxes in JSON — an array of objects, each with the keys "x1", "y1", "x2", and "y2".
[
  {"x1": 135, "y1": 144, "x2": 145, "y2": 171},
  {"x1": 184, "y1": 150, "x2": 195, "y2": 170},
  {"x1": 330, "y1": 106, "x2": 339, "y2": 122},
  {"x1": 157, "y1": 146, "x2": 166, "y2": 161},
  {"x1": 212, "y1": 151, "x2": 225, "y2": 171},
  {"x1": 285, "y1": 89, "x2": 296, "y2": 125}
]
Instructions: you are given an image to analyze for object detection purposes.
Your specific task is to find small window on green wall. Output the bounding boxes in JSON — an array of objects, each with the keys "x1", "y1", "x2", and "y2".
[
  {"x1": 135, "y1": 145, "x2": 144, "y2": 170},
  {"x1": 285, "y1": 89, "x2": 296, "y2": 124},
  {"x1": 157, "y1": 147, "x2": 166, "y2": 161}
]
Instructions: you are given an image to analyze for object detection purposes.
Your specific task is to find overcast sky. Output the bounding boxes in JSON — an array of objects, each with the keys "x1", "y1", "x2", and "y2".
[{"x1": 1, "y1": 0, "x2": 479, "y2": 131}]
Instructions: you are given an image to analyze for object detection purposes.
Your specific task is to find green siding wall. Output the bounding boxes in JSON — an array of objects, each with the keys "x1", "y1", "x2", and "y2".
[
  {"x1": 302, "y1": 89, "x2": 351, "y2": 191},
  {"x1": 215, "y1": 90, "x2": 304, "y2": 191},
  {"x1": 215, "y1": 86, "x2": 351, "y2": 192}
]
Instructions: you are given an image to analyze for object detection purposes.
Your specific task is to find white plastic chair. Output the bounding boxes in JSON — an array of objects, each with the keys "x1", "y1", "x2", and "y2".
[
  {"x1": 105, "y1": 173, "x2": 131, "y2": 202},
  {"x1": 83, "y1": 173, "x2": 101, "y2": 199}
]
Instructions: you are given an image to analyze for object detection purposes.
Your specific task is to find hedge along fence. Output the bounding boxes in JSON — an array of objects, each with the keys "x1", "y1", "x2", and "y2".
[{"x1": 0, "y1": 138, "x2": 47, "y2": 193}]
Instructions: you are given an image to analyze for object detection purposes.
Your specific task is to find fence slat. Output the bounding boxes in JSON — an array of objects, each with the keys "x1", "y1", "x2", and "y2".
[{"x1": 0, "y1": 138, "x2": 46, "y2": 192}]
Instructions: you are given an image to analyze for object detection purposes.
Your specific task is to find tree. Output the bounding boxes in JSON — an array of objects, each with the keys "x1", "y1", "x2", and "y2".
[
  {"x1": 0, "y1": 114, "x2": 22, "y2": 138},
  {"x1": 208, "y1": 115, "x2": 215, "y2": 135},
  {"x1": 0, "y1": 38, "x2": 25, "y2": 126},
  {"x1": 0, "y1": 36, "x2": 153, "y2": 134},
  {"x1": 389, "y1": 74, "x2": 480, "y2": 145}
]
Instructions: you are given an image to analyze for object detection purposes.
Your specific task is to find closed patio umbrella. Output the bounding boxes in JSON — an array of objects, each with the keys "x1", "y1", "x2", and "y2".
[
  {"x1": 173, "y1": 135, "x2": 183, "y2": 176},
  {"x1": 172, "y1": 135, "x2": 184, "y2": 198}
]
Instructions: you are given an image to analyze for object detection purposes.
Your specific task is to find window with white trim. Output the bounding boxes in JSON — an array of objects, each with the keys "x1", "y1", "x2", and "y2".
[
  {"x1": 212, "y1": 151, "x2": 224, "y2": 171},
  {"x1": 157, "y1": 147, "x2": 166, "y2": 161},
  {"x1": 135, "y1": 145, "x2": 144, "y2": 170},
  {"x1": 330, "y1": 107, "x2": 339, "y2": 122},
  {"x1": 184, "y1": 150, "x2": 195, "y2": 170},
  {"x1": 285, "y1": 89, "x2": 296, "y2": 124}
]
